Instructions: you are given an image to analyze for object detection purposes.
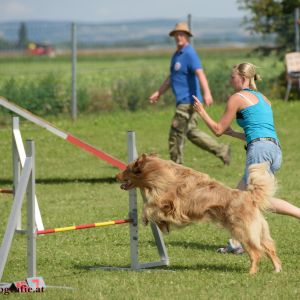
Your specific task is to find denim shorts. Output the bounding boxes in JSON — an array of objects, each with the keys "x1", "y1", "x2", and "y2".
[{"x1": 242, "y1": 140, "x2": 282, "y2": 184}]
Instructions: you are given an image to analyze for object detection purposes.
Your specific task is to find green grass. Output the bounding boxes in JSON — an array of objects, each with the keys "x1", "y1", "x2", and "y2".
[{"x1": 0, "y1": 101, "x2": 300, "y2": 299}]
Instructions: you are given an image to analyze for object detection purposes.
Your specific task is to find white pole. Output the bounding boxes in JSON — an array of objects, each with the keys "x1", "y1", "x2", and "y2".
[
  {"x1": 127, "y1": 131, "x2": 139, "y2": 269},
  {"x1": 13, "y1": 116, "x2": 44, "y2": 231},
  {"x1": 12, "y1": 117, "x2": 22, "y2": 230},
  {"x1": 26, "y1": 140, "x2": 36, "y2": 278}
]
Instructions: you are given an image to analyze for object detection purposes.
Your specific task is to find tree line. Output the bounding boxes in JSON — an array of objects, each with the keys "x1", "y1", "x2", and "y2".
[{"x1": 0, "y1": 22, "x2": 28, "y2": 50}]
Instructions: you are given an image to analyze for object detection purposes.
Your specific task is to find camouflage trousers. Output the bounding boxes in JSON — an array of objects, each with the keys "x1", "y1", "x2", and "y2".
[{"x1": 169, "y1": 104, "x2": 228, "y2": 164}]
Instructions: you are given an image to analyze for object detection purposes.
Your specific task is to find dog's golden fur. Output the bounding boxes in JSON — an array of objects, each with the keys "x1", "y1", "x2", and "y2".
[{"x1": 116, "y1": 154, "x2": 282, "y2": 274}]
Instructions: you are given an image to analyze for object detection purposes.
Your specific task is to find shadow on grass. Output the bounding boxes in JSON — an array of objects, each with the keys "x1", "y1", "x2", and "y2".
[
  {"x1": 72, "y1": 241, "x2": 245, "y2": 274},
  {"x1": 73, "y1": 264, "x2": 132, "y2": 271},
  {"x1": 166, "y1": 240, "x2": 219, "y2": 252},
  {"x1": 113, "y1": 240, "x2": 221, "y2": 253},
  {"x1": 72, "y1": 262, "x2": 243, "y2": 273},
  {"x1": 167, "y1": 263, "x2": 243, "y2": 273},
  {"x1": 0, "y1": 176, "x2": 116, "y2": 185},
  {"x1": 142, "y1": 240, "x2": 218, "y2": 252}
]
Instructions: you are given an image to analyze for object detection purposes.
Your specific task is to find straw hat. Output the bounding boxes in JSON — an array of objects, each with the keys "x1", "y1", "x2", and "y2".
[{"x1": 169, "y1": 22, "x2": 193, "y2": 37}]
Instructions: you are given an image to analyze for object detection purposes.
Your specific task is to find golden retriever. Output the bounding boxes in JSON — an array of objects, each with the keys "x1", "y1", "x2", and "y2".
[{"x1": 116, "y1": 154, "x2": 281, "y2": 274}]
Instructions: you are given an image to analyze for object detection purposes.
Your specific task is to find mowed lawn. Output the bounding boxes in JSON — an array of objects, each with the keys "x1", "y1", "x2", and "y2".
[{"x1": 0, "y1": 101, "x2": 300, "y2": 299}]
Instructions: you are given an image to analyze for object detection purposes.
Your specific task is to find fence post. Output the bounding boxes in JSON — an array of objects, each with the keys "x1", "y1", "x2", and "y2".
[
  {"x1": 187, "y1": 14, "x2": 193, "y2": 46},
  {"x1": 71, "y1": 22, "x2": 77, "y2": 121}
]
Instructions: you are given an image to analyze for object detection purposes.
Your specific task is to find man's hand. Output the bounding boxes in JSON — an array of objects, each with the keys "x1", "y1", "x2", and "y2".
[
  {"x1": 203, "y1": 93, "x2": 213, "y2": 106},
  {"x1": 195, "y1": 69, "x2": 213, "y2": 106},
  {"x1": 149, "y1": 91, "x2": 160, "y2": 104}
]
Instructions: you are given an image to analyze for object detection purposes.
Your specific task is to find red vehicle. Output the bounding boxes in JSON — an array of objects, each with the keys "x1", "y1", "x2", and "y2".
[{"x1": 27, "y1": 42, "x2": 55, "y2": 57}]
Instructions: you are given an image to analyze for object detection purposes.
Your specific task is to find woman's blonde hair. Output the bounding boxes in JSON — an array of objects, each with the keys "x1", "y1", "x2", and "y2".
[{"x1": 232, "y1": 62, "x2": 262, "y2": 90}]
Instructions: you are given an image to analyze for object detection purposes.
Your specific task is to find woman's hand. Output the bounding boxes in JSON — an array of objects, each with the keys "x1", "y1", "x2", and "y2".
[
  {"x1": 223, "y1": 126, "x2": 235, "y2": 136},
  {"x1": 224, "y1": 126, "x2": 246, "y2": 141},
  {"x1": 193, "y1": 95, "x2": 205, "y2": 114}
]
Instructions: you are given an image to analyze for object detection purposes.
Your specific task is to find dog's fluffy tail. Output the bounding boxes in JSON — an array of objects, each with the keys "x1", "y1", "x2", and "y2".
[{"x1": 247, "y1": 162, "x2": 277, "y2": 210}]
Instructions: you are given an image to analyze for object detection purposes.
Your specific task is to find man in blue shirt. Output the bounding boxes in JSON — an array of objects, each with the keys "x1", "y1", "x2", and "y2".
[{"x1": 149, "y1": 22, "x2": 231, "y2": 165}]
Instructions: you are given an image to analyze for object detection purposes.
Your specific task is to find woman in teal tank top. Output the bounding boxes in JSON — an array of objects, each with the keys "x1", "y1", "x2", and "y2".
[{"x1": 193, "y1": 62, "x2": 300, "y2": 254}]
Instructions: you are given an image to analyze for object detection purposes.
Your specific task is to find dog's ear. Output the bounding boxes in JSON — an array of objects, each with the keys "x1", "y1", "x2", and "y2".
[{"x1": 132, "y1": 153, "x2": 148, "y2": 173}]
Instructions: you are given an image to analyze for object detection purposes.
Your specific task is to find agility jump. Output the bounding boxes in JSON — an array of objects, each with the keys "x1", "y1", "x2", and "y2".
[
  {"x1": 0, "y1": 129, "x2": 169, "y2": 281},
  {"x1": 0, "y1": 97, "x2": 126, "y2": 170}
]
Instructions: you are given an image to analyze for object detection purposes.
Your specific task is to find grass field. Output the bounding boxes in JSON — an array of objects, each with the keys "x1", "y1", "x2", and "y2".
[{"x1": 0, "y1": 99, "x2": 300, "y2": 299}]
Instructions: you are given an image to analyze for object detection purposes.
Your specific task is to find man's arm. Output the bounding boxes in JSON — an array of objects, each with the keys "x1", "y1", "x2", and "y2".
[
  {"x1": 195, "y1": 69, "x2": 213, "y2": 106},
  {"x1": 149, "y1": 76, "x2": 171, "y2": 104}
]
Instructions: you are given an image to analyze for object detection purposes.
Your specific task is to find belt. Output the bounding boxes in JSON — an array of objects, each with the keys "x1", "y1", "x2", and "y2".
[{"x1": 245, "y1": 137, "x2": 280, "y2": 151}]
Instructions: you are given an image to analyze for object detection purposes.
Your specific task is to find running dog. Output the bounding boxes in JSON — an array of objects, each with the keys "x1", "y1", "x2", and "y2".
[{"x1": 116, "y1": 154, "x2": 281, "y2": 274}]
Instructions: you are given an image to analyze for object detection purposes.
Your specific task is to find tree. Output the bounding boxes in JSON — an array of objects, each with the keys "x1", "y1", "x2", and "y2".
[
  {"x1": 238, "y1": 0, "x2": 300, "y2": 54},
  {"x1": 18, "y1": 22, "x2": 28, "y2": 49}
]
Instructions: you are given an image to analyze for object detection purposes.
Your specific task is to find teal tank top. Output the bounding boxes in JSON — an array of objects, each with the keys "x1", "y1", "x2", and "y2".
[{"x1": 236, "y1": 89, "x2": 279, "y2": 144}]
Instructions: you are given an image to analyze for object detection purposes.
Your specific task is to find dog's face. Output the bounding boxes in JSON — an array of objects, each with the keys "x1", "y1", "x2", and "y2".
[{"x1": 116, "y1": 153, "x2": 149, "y2": 190}]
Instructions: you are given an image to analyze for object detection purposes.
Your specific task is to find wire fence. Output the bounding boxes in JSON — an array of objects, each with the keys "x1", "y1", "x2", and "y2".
[
  {"x1": 0, "y1": 17, "x2": 261, "y2": 53},
  {"x1": 0, "y1": 15, "x2": 262, "y2": 78}
]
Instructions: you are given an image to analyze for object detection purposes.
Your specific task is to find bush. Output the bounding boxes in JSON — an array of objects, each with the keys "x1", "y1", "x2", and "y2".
[
  {"x1": 0, "y1": 73, "x2": 70, "y2": 115},
  {"x1": 206, "y1": 62, "x2": 233, "y2": 102},
  {"x1": 112, "y1": 69, "x2": 174, "y2": 111}
]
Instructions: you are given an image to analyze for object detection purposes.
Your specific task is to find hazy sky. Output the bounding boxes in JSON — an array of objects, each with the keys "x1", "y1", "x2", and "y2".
[{"x1": 1, "y1": 0, "x2": 245, "y2": 22}]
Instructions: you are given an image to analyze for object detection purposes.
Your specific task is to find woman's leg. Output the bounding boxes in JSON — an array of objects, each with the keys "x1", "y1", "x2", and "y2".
[
  {"x1": 269, "y1": 198, "x2": 300, "y2": 219},
  {"x1": 238, "y1": 178, "x2": 300, "y2": 219}
]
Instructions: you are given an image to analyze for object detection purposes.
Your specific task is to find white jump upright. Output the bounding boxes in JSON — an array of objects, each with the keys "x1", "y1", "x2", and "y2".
[
  {"x1": 127, "y1": 131, "x2": 169, "y2": 269},
  {"x1": 12, "y1": 117, "x2": 44, "y2": 231},
  {"x1": 0, "y1": 140, "x2": 36, "y2": 281}
]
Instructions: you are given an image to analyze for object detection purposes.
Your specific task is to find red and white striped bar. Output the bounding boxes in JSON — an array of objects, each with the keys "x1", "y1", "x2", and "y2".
[
  {"x1": 0, "y1": 97, "x2": 126, "y2": 170},
  {"x1": 0, "y1": 189, "x2": 13, "y2": 194},
  {"x1": 37, "y1": 219, "x2": 132, "y2": 235}
]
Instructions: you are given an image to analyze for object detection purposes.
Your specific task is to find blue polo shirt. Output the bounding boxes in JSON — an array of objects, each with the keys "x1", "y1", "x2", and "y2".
[{"x1": 170, "y1": 44, "x2": 203, "y2": 105}]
